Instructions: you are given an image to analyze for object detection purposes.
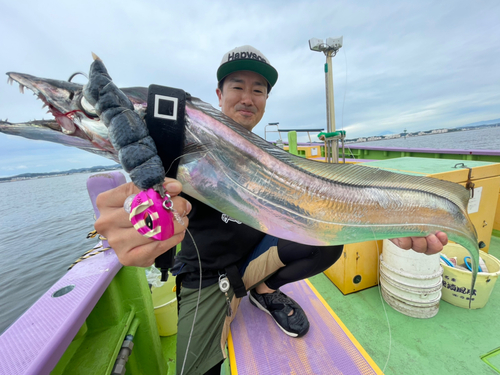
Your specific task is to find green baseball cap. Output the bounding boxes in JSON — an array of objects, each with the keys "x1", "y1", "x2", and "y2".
[{"x1": 217, "y1": 45, "x2": 278, "y2": 89}]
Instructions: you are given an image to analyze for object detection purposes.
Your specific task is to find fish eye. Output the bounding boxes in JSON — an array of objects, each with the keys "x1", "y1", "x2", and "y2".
[
  {"x1": 79, "y1": 96, "x2": 99, "y2": 118},
  {"x1": 144, "y1": 213, "x2": 153, "y2": 229}
]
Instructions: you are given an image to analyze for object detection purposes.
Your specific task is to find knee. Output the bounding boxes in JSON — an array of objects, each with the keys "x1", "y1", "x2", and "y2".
[{"x1": 311, "y1": 245, "x2": 343, "y2": 267}]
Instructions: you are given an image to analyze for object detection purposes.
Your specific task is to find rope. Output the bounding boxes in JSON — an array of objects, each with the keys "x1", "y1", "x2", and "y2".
[{"x1": 68, "y1": 231, "x2": 110, "y2": 270}]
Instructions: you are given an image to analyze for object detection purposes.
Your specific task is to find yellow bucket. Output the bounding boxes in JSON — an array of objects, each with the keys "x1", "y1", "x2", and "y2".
[
  {"x1": 151, "y1": 275, "x2": 178, "y2": 336},
  {"x1": 441, "y1": 244, "x2": 500, "y2": 309}
]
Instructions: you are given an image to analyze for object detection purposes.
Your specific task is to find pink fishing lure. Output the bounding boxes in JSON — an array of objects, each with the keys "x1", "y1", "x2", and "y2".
[{"x1": 128, "y1": 188, "x2": 174, "y2": 241}]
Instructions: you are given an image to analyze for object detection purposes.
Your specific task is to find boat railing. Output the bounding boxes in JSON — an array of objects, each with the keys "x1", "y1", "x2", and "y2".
[
  {"x1": 0, "y1": 234, "x2": 122, "y2": 375},
  {"x1": 0, "y1": 172, "x2": 166, "y2": 375},
  {"x1": 264, "y1": 123, "x2": 325, "y2": 143}
]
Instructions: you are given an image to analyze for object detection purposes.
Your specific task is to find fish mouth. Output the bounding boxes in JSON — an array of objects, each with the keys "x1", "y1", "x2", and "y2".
[{"x1": 6, "y1": 72, "x2": 91, "y2": 135}]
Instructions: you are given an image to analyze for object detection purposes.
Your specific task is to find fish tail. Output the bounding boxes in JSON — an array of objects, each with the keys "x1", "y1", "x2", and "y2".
[{"x1": 451, "y1": 233, "x2": 480, "y2": 309}]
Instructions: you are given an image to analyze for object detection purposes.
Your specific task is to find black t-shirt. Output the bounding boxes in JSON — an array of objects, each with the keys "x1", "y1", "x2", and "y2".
[{"x1": 176, "y1": 195, "x2": 266, "y2": 279}]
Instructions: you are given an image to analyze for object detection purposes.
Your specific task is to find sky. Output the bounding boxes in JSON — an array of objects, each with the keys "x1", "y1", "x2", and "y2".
[{"x1": 0, "y1": 0, "x2": 499, "y2": 177}]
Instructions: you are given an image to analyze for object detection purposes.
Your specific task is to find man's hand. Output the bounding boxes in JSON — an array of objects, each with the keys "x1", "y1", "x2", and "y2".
[
  {"x1": 95, "y1": 178, "x2": 191, "y2": 267},
  {"x1": 389, "y1": 232, "x2": 448, "y2": 255}
]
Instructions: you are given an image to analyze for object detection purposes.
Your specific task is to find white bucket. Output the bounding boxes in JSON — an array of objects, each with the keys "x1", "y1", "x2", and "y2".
[{"x1": 380, "y1": 240, "x2": 442, "y2": 318}]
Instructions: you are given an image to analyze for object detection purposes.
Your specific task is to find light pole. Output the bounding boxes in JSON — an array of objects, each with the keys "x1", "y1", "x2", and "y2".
[{"x1": 309, "y1": 36, "x2": 343, "y2": 163}]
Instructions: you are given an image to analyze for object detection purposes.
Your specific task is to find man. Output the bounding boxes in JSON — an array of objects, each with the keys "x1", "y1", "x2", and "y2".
[
  {"x1": 95, "y1": 45, "x2": 448, "y2": 375},
  {"x1": 172, "y1": 46, "x2": 346, "y2": 375}
]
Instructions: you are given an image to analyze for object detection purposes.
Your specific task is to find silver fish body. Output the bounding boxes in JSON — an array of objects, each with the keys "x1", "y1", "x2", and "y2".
[
  {"x1": 181, "y1": 98, "x2": 478, "y2": 247},
  {"x1": 3, "y1": 68, "x2": 480, "y2": 304}
]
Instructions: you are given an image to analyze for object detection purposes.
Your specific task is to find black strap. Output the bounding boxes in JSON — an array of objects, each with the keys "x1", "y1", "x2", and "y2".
[
  {"x1": 175, "y1": 273, "x2": 184, "y2": 315},
  {"x1": 225, "y1": 264, "x2": 247, "y2": 298},
  {"x1": 145, "y1": 85, "x2": 187, "y2": 281}
]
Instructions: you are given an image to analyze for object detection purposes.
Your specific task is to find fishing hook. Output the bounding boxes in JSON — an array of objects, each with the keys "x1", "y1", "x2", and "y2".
[{"x1": 68, "y1": 72, "x2": 89, "y2": 82}]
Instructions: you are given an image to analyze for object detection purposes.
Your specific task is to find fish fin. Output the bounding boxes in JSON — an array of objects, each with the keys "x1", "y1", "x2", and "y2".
[
  {"x1": 288, "y1": 156, "x2": 471, "y2": 213},
  {"x1": 189, "y1": 96, "x2": 471, "y2": 213}
]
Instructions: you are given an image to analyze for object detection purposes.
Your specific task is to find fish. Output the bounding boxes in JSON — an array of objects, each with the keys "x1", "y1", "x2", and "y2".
[
  {"x1": 3, "y1": 61, "x2": 480, "y2": 305},
  {"x1": 0, "y1": 119, "x2": 116, "y2": 159}
]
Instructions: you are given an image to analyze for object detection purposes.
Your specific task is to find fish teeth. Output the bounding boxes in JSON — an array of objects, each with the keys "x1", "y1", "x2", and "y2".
[
  {"x1": 19, "y1": 84, "x2": 25, "y2": 94},
  {"x1": 7, "y1": 77, "x2": 13, "y2": 85}
]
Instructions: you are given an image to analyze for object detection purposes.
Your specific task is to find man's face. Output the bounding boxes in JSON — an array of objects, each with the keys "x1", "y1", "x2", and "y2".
[{"x1": 216, "y1": 70, "x2": 268, "y2": 131}]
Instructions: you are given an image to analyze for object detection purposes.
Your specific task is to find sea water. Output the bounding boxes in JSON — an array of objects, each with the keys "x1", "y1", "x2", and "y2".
[
  {"x1": 0, "y1": 172, "x2": 128, "y2": 334},
  {"x1": 0, "y1": 127, "x2": 499, "y2": 335},
  {"x1": 348, "y1": 126, "x2": 500, "y2": 150}
]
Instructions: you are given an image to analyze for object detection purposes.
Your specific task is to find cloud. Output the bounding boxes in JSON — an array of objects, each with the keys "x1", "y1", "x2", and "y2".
[
  {"x1": 1, "y1": 0, "x2": 499, "y2": 176},
  {"x1": 0, "y1": 165, "x2": 27, "y2": 171}
]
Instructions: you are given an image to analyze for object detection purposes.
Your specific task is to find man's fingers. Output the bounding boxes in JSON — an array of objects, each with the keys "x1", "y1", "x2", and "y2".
[
  {"x1": 172, "y1": 196, "x2": 191, "y2": 219},
  {"x1": 409, "y1": 237, "x2": 428, "y2": 253},
  {"x1": 93, "y1": 178, "x2": 190, "y2": 268},
  {"x1": 163, "y1": 178, "x2": 183, "y2": 197},
  {"x1": 389, "y1": 237, "x2": 412, "y2": 250},
  {"x1": 435, "y1": 231, "x2": 449, "y2": 246},
  {"x1": 104, "y1": 214, "x2": 189, "y2": 262},
  {"x1": 99, "y1": 203, "x2": 189, "y2": 249},
  {"x1": 118, "y1": 231, "x2": 186, "y2": 267},
  {"x1": 389, "y1": 231, "x2": 449, "y2": 255},
  {"x1": 96, "y1": 179, "x2": 184, "y2": 211},
  {"x1": 96, "y1": 182, "x2": 140, "y2": 209},
  {"x1": 422, "y1": 233, "x2": 445, "y2": 255}
]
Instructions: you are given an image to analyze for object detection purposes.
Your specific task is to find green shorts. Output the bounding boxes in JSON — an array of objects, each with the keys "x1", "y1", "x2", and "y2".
[{"x1": 176, "y1": 243, "x2": 284, "y2": 375}]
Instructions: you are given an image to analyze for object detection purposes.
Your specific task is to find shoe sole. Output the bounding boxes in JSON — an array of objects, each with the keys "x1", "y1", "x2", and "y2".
[{"x1": 248, "y1": 293, "x2": 299, "y2": 338}]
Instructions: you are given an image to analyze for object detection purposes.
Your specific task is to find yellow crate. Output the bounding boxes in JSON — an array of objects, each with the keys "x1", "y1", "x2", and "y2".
[
  {"x1": 283, "y1": 145, "x2": 322, "y2": 159},
  {"x1": 457, "y1": 176, "x2": 500, "y2": 252},
  {"x1": 495, "y1": 191, "x2": 500, "y2": 233},
  {"x1": 324, "y1": 241, "x2": 383, "y2": 294}
]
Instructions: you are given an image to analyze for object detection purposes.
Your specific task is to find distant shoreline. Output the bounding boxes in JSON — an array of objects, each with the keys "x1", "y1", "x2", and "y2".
[
  {"x1": 345, "y1": 123, "x2": 500, "y2": 144},
  {"x1": 3, "y1": 124, "x2": 500, "y2": 183},
  {"x1": 0, "y1": 164, "x2": 122, "y2": 183}
]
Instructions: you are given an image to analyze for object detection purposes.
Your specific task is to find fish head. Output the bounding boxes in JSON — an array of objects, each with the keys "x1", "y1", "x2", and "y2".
[
  {"x1": 6, "y1": 72, "x2": 93, "y2": 135},
  {"x1": 5, "y1": 71, "x2": 149, "y2": 157}
]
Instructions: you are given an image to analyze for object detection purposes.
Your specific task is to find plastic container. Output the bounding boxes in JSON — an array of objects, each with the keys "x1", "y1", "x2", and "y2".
[
  {"x1": 151, "y1": 274, "x2": 178, "y2": 336},
  {"x1": 380, "y1": 240, "x2": 442, "y2": 318},
  {"x1": 441, "y1": 243, "x2": 500, "y2": 309}
]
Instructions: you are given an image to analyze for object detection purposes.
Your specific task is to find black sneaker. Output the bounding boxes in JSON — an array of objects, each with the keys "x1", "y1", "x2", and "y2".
[{"x1": 249, "y1": 288, "x2": 309, "y2": 338}]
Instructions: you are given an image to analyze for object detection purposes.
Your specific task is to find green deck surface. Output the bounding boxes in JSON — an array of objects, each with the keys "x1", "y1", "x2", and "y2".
[
  {"x1": 363, "y1": 157, "x2": 498, "y2": 176},
  {"x1": 310, "y1": 236, "x2": 500, "y2": 375},
  {"x1": 160, "y1": 238, "x2": 500, "y2": 374}
]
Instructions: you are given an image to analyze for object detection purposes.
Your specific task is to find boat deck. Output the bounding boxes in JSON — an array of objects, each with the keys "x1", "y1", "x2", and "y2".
[
  {"x1": 311, "y1": 236, "x2": 500, "y2": 375},
  {"x1": 160, "y1": 236, "x2": 500, "y2": 374}
]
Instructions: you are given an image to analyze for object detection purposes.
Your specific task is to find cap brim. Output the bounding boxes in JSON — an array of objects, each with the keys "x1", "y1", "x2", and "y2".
[{"x1": 217, "y1": 60, "x2": 278, "y2": 87}]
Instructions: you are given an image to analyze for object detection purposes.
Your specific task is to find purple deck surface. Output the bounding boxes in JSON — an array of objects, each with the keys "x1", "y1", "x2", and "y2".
[
  {"x1": 230, "y1": 280, "x2": 380, "y2": 375},
  {"x1": 0, "y1": 172, "x2": 126, "y2": 375}
]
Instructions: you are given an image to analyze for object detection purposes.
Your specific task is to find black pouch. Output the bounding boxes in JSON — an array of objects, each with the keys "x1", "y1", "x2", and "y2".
[{"x1": 225, "y1": 264, "x2": 247, "y2": 298}]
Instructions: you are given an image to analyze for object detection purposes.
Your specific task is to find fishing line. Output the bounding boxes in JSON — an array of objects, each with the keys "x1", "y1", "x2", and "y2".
[
  {"x1": 179, "y1": 226, "x2": 202, "y2": 375},
  {"x1": 161, "y1": 145, "x2": 211, "y2": 374},
  {"x1": 370, "y1": 229, "x2": 392, "y2": 373},
  {"x1": 164, "y1": 149, "x2": 209, "y2": 177}
]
